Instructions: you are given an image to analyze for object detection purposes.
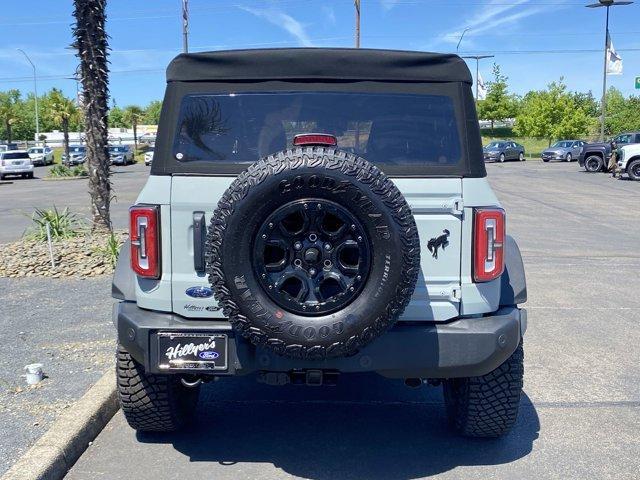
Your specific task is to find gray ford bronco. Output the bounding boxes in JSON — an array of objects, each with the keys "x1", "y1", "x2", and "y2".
[{"x1": 112, "y1": 48, "x2": 527, "y2": 438}]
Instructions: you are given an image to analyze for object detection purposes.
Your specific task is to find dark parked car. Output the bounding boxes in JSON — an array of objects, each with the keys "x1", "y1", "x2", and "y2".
[
  {"x1": 483, "y1": 141, "x2": 525, "y2": 162},
  {"x1": 579, "y1": 132, "x2": 640, "y2": 172},
  {"x1": 541, "y1": 140, "x2": 586, "y2": 163}
]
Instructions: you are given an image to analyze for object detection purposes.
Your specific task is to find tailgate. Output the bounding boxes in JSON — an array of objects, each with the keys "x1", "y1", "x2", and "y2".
[{"x1": 170, "y1": 177, "x2": 462, "y2": 322}]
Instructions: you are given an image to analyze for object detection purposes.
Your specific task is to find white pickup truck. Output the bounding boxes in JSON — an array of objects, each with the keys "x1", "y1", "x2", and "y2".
[{"x1": 618, "y1": 144, "x2": 640, "y2": 181}]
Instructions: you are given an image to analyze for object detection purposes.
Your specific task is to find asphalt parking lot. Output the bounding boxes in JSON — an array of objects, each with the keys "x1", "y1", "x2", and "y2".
[
  {"x1": 56, "y1": 160, "x2": 639, "y2": 480},
  {"x1": 0, "y1": 162, "x2": 150, "y2": 243}
]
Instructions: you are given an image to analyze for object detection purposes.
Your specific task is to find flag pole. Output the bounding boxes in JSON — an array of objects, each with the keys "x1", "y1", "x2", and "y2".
[
  {"x1": 600, "y1": 5, "x2": 610, "y2": 141},
  {"x1": 182, "y1": 0, "x2": 189, "y2": 53}
]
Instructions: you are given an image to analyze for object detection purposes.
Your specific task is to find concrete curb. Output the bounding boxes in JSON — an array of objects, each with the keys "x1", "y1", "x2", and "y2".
[{"x1": 1, "y1": 370, "x2": 118, "y2": 480}]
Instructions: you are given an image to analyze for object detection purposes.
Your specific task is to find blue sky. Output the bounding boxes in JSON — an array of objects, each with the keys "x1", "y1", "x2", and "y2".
[{"x1": 1, "y1": 0, "x2": 639, "y2": 107}]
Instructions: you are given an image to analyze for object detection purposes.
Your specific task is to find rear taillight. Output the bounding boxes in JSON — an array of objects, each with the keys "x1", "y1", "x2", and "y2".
[
  {"x1": 130, "y1": 205, "x2": 161, "y2": 279},
  {"x1": 473, "y1": 208, "x2": 505, "y2": 283}
]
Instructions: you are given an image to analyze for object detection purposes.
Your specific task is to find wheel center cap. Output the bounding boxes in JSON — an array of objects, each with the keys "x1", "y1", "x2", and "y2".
[{"x1": 304, "y1": 247, "x2": 320, "y2": 264}]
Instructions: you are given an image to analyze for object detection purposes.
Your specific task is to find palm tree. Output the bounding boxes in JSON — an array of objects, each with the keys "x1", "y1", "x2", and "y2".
[
  {"x1": 123, "y1": 105, "x2": 144, "y2": 152},
  {"x1": 73, "y1": 0, "x2": 111, "y2": 233},
  {"x1": 46, "y1": 89, "x2": 77, "y2": 159},
  {"x1": 0, "y1": 90, "x2": 21, "y2": 143}
]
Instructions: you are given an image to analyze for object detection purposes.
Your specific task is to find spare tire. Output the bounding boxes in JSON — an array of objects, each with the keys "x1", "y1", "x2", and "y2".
[{"x1": 207, "y1": 148, "x2": 420, "y2": 359}]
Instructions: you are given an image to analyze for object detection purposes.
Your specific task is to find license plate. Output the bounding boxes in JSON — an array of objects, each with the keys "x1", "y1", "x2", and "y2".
[
  {"x1": 157, "y1": 332, "x2": 228, "y2": 371},
  {"x1": 12, "y1": 161, "x2": 23, "y2": 165}
]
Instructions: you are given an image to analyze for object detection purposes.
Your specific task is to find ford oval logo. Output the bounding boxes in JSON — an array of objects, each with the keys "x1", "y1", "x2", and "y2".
[
  {"x1": 199, "y1": 351, "x2": 219, "y2": 360},
  {"x1": 185, "y1": 286, "x2": 214, "y2": 298}
]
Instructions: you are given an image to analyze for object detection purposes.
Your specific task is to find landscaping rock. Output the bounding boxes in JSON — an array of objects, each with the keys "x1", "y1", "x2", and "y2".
[{"x1": 0, "y1": 231, "x2": 127, "y2": 279}]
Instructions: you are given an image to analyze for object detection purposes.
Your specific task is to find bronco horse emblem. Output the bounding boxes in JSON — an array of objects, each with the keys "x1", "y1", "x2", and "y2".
[{"x1": 427, "y1": 229, "x2": 450, "y2": 259}]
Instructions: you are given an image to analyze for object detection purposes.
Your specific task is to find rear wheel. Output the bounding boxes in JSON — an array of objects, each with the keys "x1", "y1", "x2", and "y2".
[
  {"x1": 116, "y1": 345, "x2": 200, "y2": 432},
  {"x1": 628, "y1": 159, "x2": 640, "y2": 181},
  {"x1": 27, "y1": 172, "x2": 34, "y2": 179},
  {"x1": 585, "y1": 155, "x2": 604, "y2": 172},
  {"x1": 519, "y1": 152, "x2": 525, "y2": 161},
  {"x1": 443, "y1": 342, "x2": 524, "y2": 438}
]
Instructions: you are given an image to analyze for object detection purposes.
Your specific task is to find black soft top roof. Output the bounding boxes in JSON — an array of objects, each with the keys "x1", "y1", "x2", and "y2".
[{"x1": 166, "y1": 48, "x2": 472, "y2": 84}]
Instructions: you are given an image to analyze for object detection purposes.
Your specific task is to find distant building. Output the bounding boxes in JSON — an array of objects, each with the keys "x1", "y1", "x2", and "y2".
[{"x1": 36, "y1": 125, "x2": 157, "y2": 147}]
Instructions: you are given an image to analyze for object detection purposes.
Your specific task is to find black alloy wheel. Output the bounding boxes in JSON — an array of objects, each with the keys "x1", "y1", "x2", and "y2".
[{"x1": 254, "y1": 199, "x2": 371, "y2": 316}]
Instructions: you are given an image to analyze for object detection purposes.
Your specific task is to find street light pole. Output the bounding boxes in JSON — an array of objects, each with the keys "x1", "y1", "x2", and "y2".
[
  {"x1": 17, "y1": 49, "x2": 40, "y2": 146},
  {"x1": 586, "y1": 0, "x2": 634, "y2": 140},
  {"x1": 355, "y1": 0, "x2": 361, "y2": 48},
  {"x1": 462, "y1": 55, "x2": 495, "y2": 100},
  {"x1": 457, "y1": 28, "x2": 470, "y2": 52}
]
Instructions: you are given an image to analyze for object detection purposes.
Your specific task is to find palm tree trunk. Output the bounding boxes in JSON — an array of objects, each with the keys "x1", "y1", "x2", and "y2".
[
  {"x1": 133, "y1": 120, "x2": 137, "y2": 153},
  {"x1": 63, "y1": 118, "x2": 70, "y2": 159},
  {"x1": 73, "y1": 0, "x2": 112, "y2": 233}
]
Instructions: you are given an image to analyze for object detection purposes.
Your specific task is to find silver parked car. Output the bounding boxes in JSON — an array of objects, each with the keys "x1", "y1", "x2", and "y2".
[
  {"x1": 483, "y1": 141, "x2": 525, "y2": 162},
  {"x1": 62, "y1": 145, "x2": 87, "y2": 165},
  {"x1": 109, "y1": 145, "x2": 135, "y2": 165},
  {"x1": 541, "y1": 140, "x2": 586, "y2": 163}
]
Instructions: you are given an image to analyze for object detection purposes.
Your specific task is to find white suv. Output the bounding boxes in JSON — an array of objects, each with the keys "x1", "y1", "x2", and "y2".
[
  {"x1": 618, "y1": 144, "x2": 640, "y2": 181},
  {"x1": 0, "y1": 150, "x2": 34, "y2": 180},
  {"x1": 28, "y1": 146, "x2": 55, "y2": 166}
]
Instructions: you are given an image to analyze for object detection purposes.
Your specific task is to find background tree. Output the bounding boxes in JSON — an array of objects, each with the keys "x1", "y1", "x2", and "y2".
[
  {"x1": 73, "y1": 0, "x2": 111, "y2": 233},
  {"x1": 514, "y1": 79, "x2": 591, "y2": 145},
  {"x1": 0, "y1": 90, "x2": 21, "y2": 142},
  {"x1": 44, "y1": 89, "x2": 78, "y2": 158},
  {"x1": 604, "y1": 87, "x2": 640, "y2": 135},
  {"x1": 571, "y1": 91, "x2": 599, "y2": 119},
  {"x1": 476, "y1": 64, "x2": 518, "y2": 132},
  {"x1": 108, "y1": 104, "x2": 127, "y2": 128},
  {"x1": 143, "y1": 100, "x2": 162, "y2": 125},
  {"x1": 123, "y1": 105, "x2": 144, "y2": 151}
]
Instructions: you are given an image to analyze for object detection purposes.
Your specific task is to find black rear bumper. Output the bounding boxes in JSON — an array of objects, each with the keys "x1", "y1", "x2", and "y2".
[{"x1": 114, "y1": 302, "x2": 526, "y2": 379}]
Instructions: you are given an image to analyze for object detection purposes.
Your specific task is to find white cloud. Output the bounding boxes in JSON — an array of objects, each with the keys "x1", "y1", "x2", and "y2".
[
  {"x1": 240, "y1": 6, "x2": 313, "y2": 47},
  {"x1": 322, "y1": 5, "x2": 336, "y2": 25},
  {"x1": 380, "y1": 0, "x2": 400, "y2": 11},
  {"x1": 439, "y1": 0, "x2": 547, "y2": 47}
]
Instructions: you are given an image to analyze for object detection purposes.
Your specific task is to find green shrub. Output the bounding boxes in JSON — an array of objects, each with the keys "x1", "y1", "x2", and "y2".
[
  {"x1": 48, "y1": 165, "x2": 88, "y2": 178},
  {"x1": 71, "y1": 165, "x2": 88, "y2": 177},
  {"x1": 48, "y1": 165, "x2": 72, "y2": 177},
  {"x1": 26, "y1": 206, "x2": 83, "y2": 241},
  {"x1": 101, "y1": 232, "x2": 121, "y2": 268}
]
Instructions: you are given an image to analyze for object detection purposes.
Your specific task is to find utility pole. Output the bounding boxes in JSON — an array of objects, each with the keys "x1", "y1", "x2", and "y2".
[
  {"x1": 17, "y1": 49, "x2": 40, "y2": 146},
  {"x1": 462, "y1": 55, "x2": 494, "y2": 100},
  {"x1": 182, "y1": 0, "x2": 189, "y2": 53},
  {"x1": 355, "y1": 0, "x2": 361, "y2": 48},
  {"x1": 586, "y1": 0, "x2": 633, "y2": 140}
]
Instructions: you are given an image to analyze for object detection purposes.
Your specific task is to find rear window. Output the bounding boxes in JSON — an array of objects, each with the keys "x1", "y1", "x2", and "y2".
[
  {"x1": 172, "y1": 92, "x2": 462, "y2": 168},
  {"x1": 3, "y1": 152, "x2": 30, "y2": 159},
  {"x1": 109, "y1": 146, "x2": 127, "y2": 152}
]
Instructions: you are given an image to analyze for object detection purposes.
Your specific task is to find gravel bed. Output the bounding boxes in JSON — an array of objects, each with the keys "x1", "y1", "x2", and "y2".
[
  {"x1": 0, "y1": 231, "x2": 127, "y2": 279},
  {"x1": 0, "y1": 275, "x2": 115, "y2": 476}
]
